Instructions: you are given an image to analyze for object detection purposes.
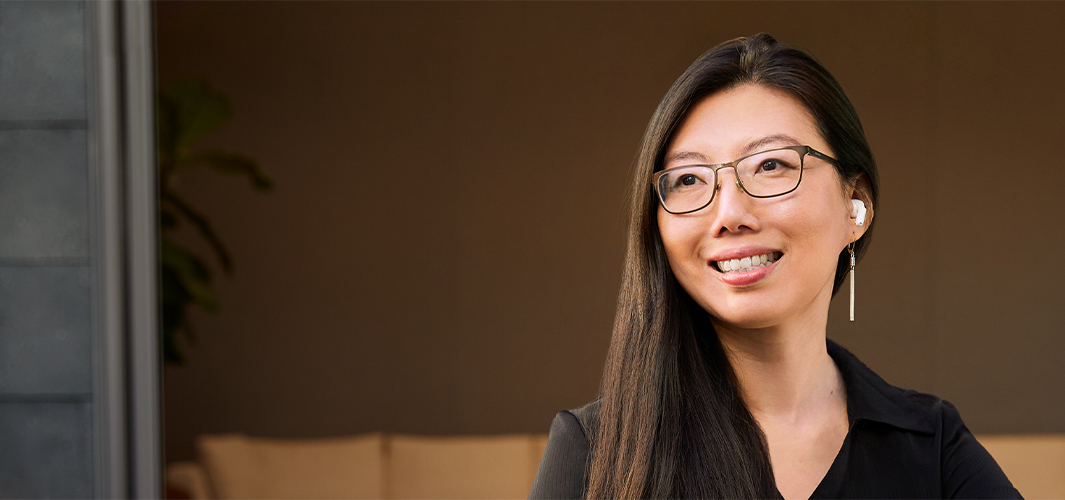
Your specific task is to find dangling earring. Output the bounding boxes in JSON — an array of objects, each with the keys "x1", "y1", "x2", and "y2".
[{"x1": 848, "y1": 242, "x2": 856, "y2": 322}]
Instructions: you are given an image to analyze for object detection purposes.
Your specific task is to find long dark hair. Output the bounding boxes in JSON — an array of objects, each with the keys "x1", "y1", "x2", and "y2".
[{"x1": 586, "y1": 34, "x2": 880, "y2": 499}]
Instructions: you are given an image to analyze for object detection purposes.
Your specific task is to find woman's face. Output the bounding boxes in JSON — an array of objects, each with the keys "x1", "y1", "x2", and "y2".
[{"x1": 657, "y1": 84, "x2": 865, "y2": 331}]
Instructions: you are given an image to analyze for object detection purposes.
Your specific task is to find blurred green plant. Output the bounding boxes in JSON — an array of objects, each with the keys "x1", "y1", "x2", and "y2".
[{"x1": 158, "y1": 78, "x2": 273, "y2": 364}]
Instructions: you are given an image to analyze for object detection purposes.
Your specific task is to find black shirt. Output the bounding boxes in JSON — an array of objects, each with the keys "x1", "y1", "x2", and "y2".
[{"x1": 529, "y1": 340, "x2": 1022, "y2": 499}]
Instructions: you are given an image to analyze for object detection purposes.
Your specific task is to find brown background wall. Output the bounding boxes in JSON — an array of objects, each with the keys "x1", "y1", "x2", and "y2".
[{"x1": 157, "y1": 2, "x2": 1065, "y2": 462}]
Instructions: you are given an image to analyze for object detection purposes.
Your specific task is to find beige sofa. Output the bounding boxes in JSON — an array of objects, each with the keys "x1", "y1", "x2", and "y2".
[
  {"x1": 167, "y1": 433, "x2": 549, "y2": 499},
  {"x1": 167, "y1": 433, "x2": 1064, "y2": 499},
  {"x1": 978, "y1": 434, "x2": 1065, "y2": 499}
]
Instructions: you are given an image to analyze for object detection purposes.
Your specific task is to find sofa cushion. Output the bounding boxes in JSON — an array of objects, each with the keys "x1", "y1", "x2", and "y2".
[
  {"x1": 388, "y1": 434, "x2": 538, "y2": 499},
  {"x1": 196, "y1": 433, "x2": 383, "y2": 499},
  {"x1": 977, "y1": 434, "x2": 1065, "y2": 499}
]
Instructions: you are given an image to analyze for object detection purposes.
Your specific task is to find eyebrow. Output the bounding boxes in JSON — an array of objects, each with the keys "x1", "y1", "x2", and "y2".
[
  {"x1": 742, "y1": 134, "x2": 802, "y2": 155},
  {"x1": 664, "y1": 134, "x2": 804, "y2": 166}
]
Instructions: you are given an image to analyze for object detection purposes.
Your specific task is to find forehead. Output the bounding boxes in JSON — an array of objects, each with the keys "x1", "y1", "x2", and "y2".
[{"x1": 665, "y1": 84, "x2": 825, "y2": 164}]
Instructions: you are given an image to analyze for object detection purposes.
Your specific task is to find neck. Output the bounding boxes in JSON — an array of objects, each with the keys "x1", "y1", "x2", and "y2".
[{"x1": 713, "y1": 309, "x2": 843, "y2": 422}]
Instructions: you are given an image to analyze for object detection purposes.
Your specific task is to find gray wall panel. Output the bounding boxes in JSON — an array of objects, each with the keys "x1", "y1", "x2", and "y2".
[
  {"x1": 0, "y1": 129, "x2": 89, "y2": 259},
  {"x1": 0, "y1": 1, "x2": 86, "y2": 121},
  {"x1": 0, "y1": 267, "x2": 91, "y2": 394},
  {"x1": 0, "y1": 0, "x2": 155, "y2": 496},
  {"x1": 0, "y1": 402, "x2": 92, "y2": 498}
]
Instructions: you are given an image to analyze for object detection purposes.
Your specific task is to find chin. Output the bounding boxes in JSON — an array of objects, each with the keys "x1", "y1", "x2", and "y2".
[
  {"x1": 711, "y1": 313, "x2": 779, "y2": 332},
  {"x1": 698, "y1": 300, "x2": 785, "y2": 331}
]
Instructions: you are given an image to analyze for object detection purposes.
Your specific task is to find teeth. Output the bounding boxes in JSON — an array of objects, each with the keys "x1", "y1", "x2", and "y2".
[{"x1": 715, "y1": 252, "x2": 780, "y2": 273}]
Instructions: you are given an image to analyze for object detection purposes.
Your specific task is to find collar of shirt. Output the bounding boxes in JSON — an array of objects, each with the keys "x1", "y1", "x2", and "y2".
[{"x1": 827, "y1": 339, "x2": 937, "y2": 434}]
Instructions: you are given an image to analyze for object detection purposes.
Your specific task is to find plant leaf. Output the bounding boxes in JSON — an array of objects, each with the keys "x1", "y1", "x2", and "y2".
[
  {"x1": 156, "y1": 97, "x2": 178, "y2": 159},
  {"x1": 160, "y1": 208, "x2": 178, "y2": 230},
  {"x1": 160, "y1": 263, "x2": 189, "y2": 364},
  {"x1": 160, "y1": 194, "x2": 233, "y2": 274},
  {"x1": 178, "y1": 150, "x2": 274, "y2": 191},
  {"x1": 160, "y1": 78, "x2": 234, "y2": 150},
  {"x1": 160, "y1": 239, "x2": 219, "y2": 312}
]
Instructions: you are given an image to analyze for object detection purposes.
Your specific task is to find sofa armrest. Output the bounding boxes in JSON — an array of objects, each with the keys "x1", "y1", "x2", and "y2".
[{"x1": 167, "y1": 461, "x2": 214, "y2": 500}]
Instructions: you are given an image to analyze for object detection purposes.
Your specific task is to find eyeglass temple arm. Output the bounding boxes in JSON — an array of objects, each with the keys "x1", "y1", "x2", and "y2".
[{"x1": 804, "y1": 146, "x2": 839, "y2": 165}]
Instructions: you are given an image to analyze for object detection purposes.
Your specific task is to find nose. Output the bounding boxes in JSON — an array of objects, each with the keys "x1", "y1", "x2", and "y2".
[{"x1": 708, "y1": 167, "x2": 759, "y2": 237}]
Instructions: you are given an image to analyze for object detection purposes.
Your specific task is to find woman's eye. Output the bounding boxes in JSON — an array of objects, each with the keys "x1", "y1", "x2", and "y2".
[
  {"x1": 755, "y1": 158, "x2": 796, "y2": 174},
  {"x1": 670, "y1": 172, "x2": 707, "y2": 191},
  {"x1": 663, "y1": 169, "x2": 709, "y2": 193}
]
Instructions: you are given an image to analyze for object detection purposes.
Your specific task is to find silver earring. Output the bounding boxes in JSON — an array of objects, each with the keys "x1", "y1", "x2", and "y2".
[{"x1": 848, "y1": 242, "x2": 856, "y2": 322}]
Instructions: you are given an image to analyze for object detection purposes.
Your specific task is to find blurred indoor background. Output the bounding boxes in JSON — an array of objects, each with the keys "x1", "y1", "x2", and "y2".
[
  {"x1": 157, "y1": 1, "x2": 1065, "y2": 465},
  {"x1": 1, "y1": 1, "x2": 1062, "y2": 498}
]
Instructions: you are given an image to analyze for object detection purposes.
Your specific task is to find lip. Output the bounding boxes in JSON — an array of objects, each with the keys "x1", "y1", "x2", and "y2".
[
  {"x1": 708, "y1": 246, "x2": 782, "y2": 287},
  {"x1": 707, "y1": 246, "x2": 781, "y2": 263},
  {"x1": 715, "y1": 258, "x2": 779, "y2": 286}
]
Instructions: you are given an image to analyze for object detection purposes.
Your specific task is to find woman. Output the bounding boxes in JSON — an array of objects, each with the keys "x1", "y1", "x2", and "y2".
[{"x1": 529, "y1": 34, "x2": 1020, "y2": 499}]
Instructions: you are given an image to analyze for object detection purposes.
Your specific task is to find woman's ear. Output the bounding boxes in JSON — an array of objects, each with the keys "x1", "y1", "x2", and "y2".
[{"x1": 848, "y1": 175, "x2": 874, "y2": 241}]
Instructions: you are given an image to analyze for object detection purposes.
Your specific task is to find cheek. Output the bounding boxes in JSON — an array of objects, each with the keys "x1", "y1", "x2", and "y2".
[
  {"x1": 656, "y1": 209, "x2": 682, "y2": 269},
  {"x1": 656, "y1": 206, "x2": 678, "y2": 254},
  {"x1": 777, "y1": 189, "x2": 851, "y2": 262},
  {"x1": 656, "y1": 211, "x2": 707, "y2": 300},
  {"x1": 656, "y1": 207, "x2": 700, "y2": 264}
]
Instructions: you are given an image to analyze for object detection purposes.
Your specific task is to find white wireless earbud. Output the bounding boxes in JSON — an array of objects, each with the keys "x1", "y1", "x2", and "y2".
[{"x1": 850, "y1": 199, "x2": 867, "y2": 227}]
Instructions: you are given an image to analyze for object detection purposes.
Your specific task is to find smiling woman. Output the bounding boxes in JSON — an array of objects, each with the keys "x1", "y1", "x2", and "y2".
[
  {"x1": 529, "y1": 34, "x2": 1021, "y2": 499},
  {"x1": 658, "y1": 87, "x2": 858, "y2": 333}
]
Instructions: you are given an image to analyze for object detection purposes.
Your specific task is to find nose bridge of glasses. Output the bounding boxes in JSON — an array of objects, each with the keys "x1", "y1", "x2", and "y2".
[{"x1": 713, "y1": 163, "x2": 745, "y2": 192}]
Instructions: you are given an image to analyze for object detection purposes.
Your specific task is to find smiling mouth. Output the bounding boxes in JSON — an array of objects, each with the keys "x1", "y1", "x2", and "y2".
[{"x1": 713, "y1": 252, "x2": 782, "y2": 273}]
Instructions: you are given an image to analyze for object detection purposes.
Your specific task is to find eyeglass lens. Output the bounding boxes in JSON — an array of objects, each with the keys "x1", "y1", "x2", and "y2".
[{"x1": 657, "y1": 148, "x2": 803, "y2": 213}]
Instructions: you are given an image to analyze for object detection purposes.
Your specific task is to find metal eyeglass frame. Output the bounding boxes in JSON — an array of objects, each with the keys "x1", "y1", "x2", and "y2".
[{"x1": 652, "y1": 145, "x2": 839, "y2": 214}]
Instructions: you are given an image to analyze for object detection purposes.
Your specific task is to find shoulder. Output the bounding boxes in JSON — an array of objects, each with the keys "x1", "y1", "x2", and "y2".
[
  {"x1": 828, "y1": 338, "x2": 990, "y2": 437},
  {"x1": 935, "y1": 399, "x2": 1023, "y2": 498},
  {"x1": 528, "y1": 400, "x2": 599, "y2": 499},
  {"x1": 545, "y1": 399, "x2": 600, "y2": 451},
  {"x1": 568, "y1": 399, "x2": 600, "y2": 437},
  {"x1": 828, "y1": 339, "x2": 942, "y2": 433},
  {"x1": 827, "y1": 340, "x2": 1021, "y2": 498}
]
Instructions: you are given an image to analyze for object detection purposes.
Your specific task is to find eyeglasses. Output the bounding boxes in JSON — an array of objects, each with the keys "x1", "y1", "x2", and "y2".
[{"x1": 653, "y1": 145, "x2": 838, "y2": 214}]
